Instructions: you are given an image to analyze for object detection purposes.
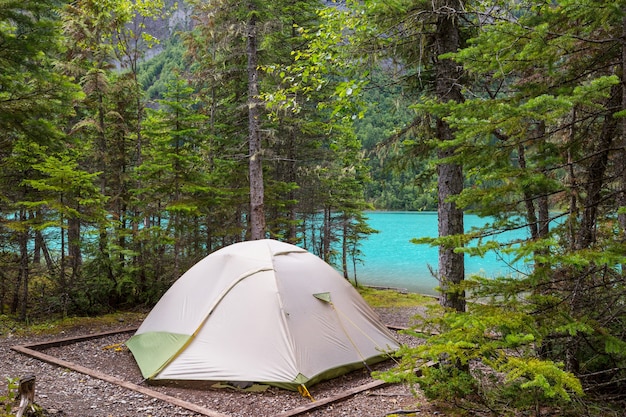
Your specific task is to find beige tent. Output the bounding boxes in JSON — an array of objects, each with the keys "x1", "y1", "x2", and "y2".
[{"x1": 126, "y1": 239, "x2": 399, "y2": 390}]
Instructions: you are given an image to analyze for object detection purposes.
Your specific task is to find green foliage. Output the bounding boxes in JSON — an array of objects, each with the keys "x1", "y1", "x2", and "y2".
[
  {"x1": 137, "y1": 35, "x2": 186, "y2": 101},
  {"x1": 1, "y1": 377, "x2": 19, "y2": 416},
  {"x1": 0, "y1": 0, "x2": 81, "y2": 142},
  {"x1": 503, "y1": 358, "x2": 582, "y2": 401},
  {"x1": 370, "y1": 0, "x2": 626, "y2": 411},
  {"x1": 378, "y1": 296, "x2": 584, "y2": 414}
]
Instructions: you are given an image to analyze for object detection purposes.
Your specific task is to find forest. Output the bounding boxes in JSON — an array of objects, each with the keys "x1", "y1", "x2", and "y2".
[{"x1": 1, "y1": 0, "x2": 626, "y2": 415}]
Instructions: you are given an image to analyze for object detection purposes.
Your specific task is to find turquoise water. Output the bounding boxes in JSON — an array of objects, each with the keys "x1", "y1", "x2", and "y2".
[{"x1": 351, "y1": 212, "x2": 530, "y2": 296}]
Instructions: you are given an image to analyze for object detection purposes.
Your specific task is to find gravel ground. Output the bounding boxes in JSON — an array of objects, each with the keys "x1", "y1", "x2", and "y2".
[{"x1": 1, "y1": 307, "x2": 445, "y2": 417}]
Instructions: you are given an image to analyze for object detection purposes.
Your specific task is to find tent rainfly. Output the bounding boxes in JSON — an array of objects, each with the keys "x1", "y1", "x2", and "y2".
[{"x1": 126, "y1": 239, "x2": 399, "y2": 390}]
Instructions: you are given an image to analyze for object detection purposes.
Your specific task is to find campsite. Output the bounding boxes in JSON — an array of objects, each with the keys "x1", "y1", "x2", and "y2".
[
  {"x1": 1, "y1": 290, "x2": 441, "y2": 417},
  {"x1": 3, "y1": 1, "x2": 626, "y2": 416}
]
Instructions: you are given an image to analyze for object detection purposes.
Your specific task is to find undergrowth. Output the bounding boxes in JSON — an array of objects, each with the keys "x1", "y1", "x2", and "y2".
[
  {"x1": 0, "y1": 311, "x2": 145, "y2": 337},
  {"x1": 1, "y1": 377, "x2": 19, "y2": 417}
]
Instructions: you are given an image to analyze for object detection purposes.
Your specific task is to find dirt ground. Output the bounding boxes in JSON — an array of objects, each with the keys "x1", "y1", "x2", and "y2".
[{"x1": 0, "y1": 307, "x2": 446, "y2": 417}]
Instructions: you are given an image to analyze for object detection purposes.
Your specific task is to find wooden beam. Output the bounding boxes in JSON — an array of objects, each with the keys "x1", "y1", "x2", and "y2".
[
  {"x1": 273, "y1": 379, "x2": 388, "y2": 417},
  {"x1": 11, "y1": 344, "x2": 231, "y2": 417},
  {"x1": 18, "y1": 327, "x2": 137, "y2": 350}
]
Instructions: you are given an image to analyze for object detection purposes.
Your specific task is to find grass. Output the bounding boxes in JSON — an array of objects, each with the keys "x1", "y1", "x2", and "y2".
[
  {"x1": 0, "y1": 311, "x2": 145, "y2": 337},
  {"x1": 357, "y1": 286, "x2": 437, "y2": 308}
]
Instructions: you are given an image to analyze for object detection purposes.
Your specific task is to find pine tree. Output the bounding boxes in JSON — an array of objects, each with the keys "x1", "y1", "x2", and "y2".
[
  {"x1": 61, "y1": 0, "x2": 166, "y2": 309},
  {"x1": 186, "y1": 0, "x2": 343, "y2": 246},
  {"x1": 379, "y1": 1, "x2": 626, "y2": 413},
  {"x1": 261, "y1": 1, "x2": 377, "y2": 266},
  {"x1": 0, "y1": 0, "x2": 81, "y2": 319},
  {"x1": 23, "y1": 150, "x2": 106, "y2": 315},
  {"x1": 432, "y1": 0, "x2": 465, "y2": 312},
  {"x1": 136, "y1": 75, "x2": 213, "y2": 298}
]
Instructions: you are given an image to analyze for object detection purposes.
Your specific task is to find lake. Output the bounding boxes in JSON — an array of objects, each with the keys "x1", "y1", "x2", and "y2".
[{"x1": 350, "y1": 211, "x2": 530, "y2": 296}]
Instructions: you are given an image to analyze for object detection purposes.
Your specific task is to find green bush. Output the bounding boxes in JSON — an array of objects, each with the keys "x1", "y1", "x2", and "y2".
[
  {"x1": 376, "y1": 293, "x2": 585, "y2": 416},
  {"x1": 1, "y1": 377, "x2": 19, "y2": 416}
]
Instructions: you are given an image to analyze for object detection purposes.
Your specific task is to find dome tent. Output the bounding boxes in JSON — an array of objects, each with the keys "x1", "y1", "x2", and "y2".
[{"x1": 126, "y1": 239, "x2": 399, "y2": 390}]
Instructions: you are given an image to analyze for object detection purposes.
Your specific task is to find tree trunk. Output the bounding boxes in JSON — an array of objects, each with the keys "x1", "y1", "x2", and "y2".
[
  {"x1": 0, "y1": 268, "x2": 5, "y2": 315},
  {"x1": 434, "y1": 0, "x2": 465, "y2": 312},
  {"x1": 323, "y1": 207, "x2": 333, "y2": 263},
  {"x1": 95, "y1": 71, "x2": 115, "y2": 286},
  {"x1": 577, "y1": 85, "x2": 619, "y2": 249},
  {"x1": 60, "y1": 212, "x2": 68, "y2": 316},
  {"x1": 518, "y1": 143, "x2": 539, "y2": 240},
  {"x1": 68, "y1": 215, "x2": 82, "y2": 285},
  {"x1": 617, "y1": 12, "x2": 626, "y2": 284},
  {"x1": 342, "y1": 215, "x2": 349, "y2": 279},
  {"x1": 287, "y1": 130, "x2": 298, "y2": 242},
  {"x1": 18, "y1": 209, "x2": 29, "y2": 321},
  {"x1": 247, "y1": 10, "x2": 266, "y2": 240},
  {"x1": 33, "y1": 229, "x2": 55, "y2": 275}
]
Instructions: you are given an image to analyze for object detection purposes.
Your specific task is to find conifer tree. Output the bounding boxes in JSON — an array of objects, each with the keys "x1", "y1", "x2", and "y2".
[
  {"x1": 308, "y1": 0, "x2": 469, "y2": 308},
  {"x1": 432, "y1": 0, "x2": 465, "y2": 312},
  {"x1": 0, "y1": 0, "x2": 81, "y2": 319},
  {"x1": 261, "y1": 1, "x2": 376, "y2": 267},
  {"x1": 186, "y1": 0, "x2": 338, "y2": 246},
  {"x1": 23, "y1": 149, "x2": 106, "y2": 315},
  {"x1": 61, "y1": 0, "x2": 166, "y2": 308},
  {"x1": 136, "y1": 75, "x2": 213, "y2": 297},
  {"x1": 379, "y1": 1, "x2": 626, "y2": 414}
]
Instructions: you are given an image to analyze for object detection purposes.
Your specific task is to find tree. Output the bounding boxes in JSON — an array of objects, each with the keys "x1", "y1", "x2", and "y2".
[
  {"x1": 186, "y1": 0, "x2": 261, "y2": 242},
  {"x1": 0, "y1": 0, "x2": 78, "y2": 148},
  {"x1": 187, "y1": 0, "x2": 365, "y2": 250},
  {"x1": 338, "y1": 0, "x2": 468, "y2": 310},
  {"x1": 246, "y1": 1, "x2": 266, "y2": 240},
  {"x1": 61, "y1": 0, "x2": 128, "y2": 302},
  {"x1": 261, "y1": 1, "x2": 379, "y2": 268},
  {"x1": 432, "y1": 0, "x2": 465, "y2": 312},
  {"x1": 24, "y1": 149, "x2": 106, "y2": 316},
  {"x1": 0, "y1": 0, "x2": 81, "y2": 320},
  {"x1": 380, "y1": 1, "x2": 626, "y2": 414},
  {"x1": 136, "y1": 75, "x2": 213, "y2": 297},
  {"x1": 187, "y1": 0, "x2": 277, "y2": 241},
  {"x1": 61, "y1": 0, "x2": 166, "y2": 310}
]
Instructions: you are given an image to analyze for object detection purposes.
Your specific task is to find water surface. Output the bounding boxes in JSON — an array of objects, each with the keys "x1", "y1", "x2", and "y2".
[{"x1": 351, "y1": 212, "x2": 529, "y2": 295}]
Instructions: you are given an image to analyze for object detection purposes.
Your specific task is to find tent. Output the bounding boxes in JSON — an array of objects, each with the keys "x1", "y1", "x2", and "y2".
[{"x1": 126, "y1": 239, "x2": 399, "y2": 390}]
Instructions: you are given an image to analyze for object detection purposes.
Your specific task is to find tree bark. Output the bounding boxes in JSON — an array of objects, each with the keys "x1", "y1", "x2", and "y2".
[
  {"x1": 68, "y1": 214, "x2": 82, "y2": 285},
  {"x1": 618, "y1": 13, "x2": 626, "y2": 249},
  {"x1": 577, "y1": 85, "x2": 620, "y2": 249},
  {"x1": 342, "y1": 216, "x2": 349, "y2": 279},
  {"x1": 434, "y1": 0, "x2": 465, "y2": 312},
  {"x1": 323, "y1": 206, "x2": 332, "y2": 262},
  {"x1": 18, "y1": 209, "x2": 29, "y2": 321},
  {"x1": 247, "y1": 9, "x2": 266, "y2": 240}
]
